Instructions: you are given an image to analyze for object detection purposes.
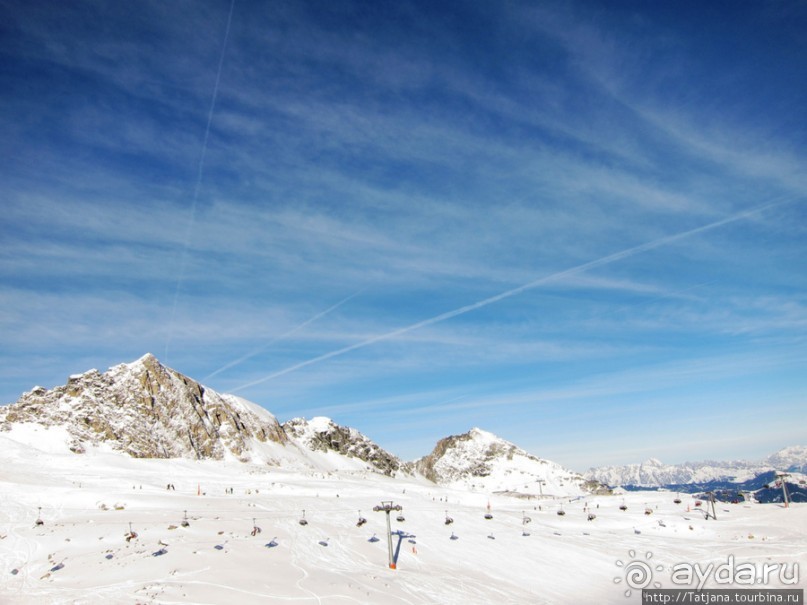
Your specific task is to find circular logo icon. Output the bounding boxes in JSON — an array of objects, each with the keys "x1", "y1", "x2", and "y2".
[{"x1": 614, "y1": 550, "x2": 664, "y2": 597}]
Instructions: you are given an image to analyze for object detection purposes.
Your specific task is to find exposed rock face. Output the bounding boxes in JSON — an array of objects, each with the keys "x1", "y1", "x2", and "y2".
[
  {"x1": 282, "y1": 416, "x2": 408, "y2": 476},
  {"x1": 0, "y1": 353, "x2": 286, "y2": 461},
  {"x1": 415, "y1": 428, "x2": 605, "y2": 497}
]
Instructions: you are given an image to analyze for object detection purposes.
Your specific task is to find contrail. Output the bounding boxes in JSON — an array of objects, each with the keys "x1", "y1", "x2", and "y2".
[
  {"x1": 233, "y1": 195, "x2": 803, "y2": 392},
  {"x1": 203, "y1": 289, "x2": 364, "y2": 381},
  {"x1": 164, "y1": 0, "x2": 236, "y2": 362}
]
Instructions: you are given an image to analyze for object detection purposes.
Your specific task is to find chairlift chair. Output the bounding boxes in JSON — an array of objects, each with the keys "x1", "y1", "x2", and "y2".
[
  {"x1": 557, "y1": 504, "x2": 566, "y2": 516},
  {"x1": 299, "y1": 510, "x2": 308, "y2": 526},
  {"x1": 356, "y1": 510, "x2": 367, "y2": 527},
  {"x1": 587, "y1": 513, "x2": 596, "y2": 521},
  {"x1": 35, "y1": 507, "x2": 44, "y2": 527},
  {"x1": 484, "y1": 501, "x2": 493, "y2": 520},
  {"x1": 125, "y1": 522, "x2": 138, "y2": 542},
  {"x1": 181, "y1": 510, "x2": 190, "y2": 528},
  {"x1": 444, "y1": 511, "x2": 454, "y2": 525},
  {"x1": 619, "y1": 500, "x2": 628, "y2": 511},
  {"x1": 522, "y1": 512, "x2": 532, "y2": 524}
]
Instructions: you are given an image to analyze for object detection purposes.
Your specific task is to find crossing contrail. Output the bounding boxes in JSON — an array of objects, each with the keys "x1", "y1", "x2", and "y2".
[
  {"x1": 164, "y1": 0, "x2": 236, "y2": 362},
  {"x1": 203, "y1": 289, "x2": 364, "y2": 381},
  {"x1": 233, "y1": 195, "x2": 803, "y2": 392}
]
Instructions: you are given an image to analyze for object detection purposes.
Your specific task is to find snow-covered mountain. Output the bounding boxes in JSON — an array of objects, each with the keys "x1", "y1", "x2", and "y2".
[
  {"x1": 0, "y1": 353, "x2": 289, "y2": 462},
  {"x1": 282, "y1": 416, "x2": 409, "y2": 476},
  {"x1": 763, "y1": 446, "x2": 807, "y2": 474},
  {"x1": 0, "y1": 354, "x2": 414, "y2": 476},
  {"x1": 586, "y1": 447, "x2": 807, "y2": 487},
  {"x1": 415, "y1": 427, "x2": 606, "y2": 497}
]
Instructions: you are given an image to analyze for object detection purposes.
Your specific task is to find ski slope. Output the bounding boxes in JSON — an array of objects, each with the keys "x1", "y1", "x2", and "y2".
[{"x1": 1, "y1": 431, "x2": 805, "y2": 604}]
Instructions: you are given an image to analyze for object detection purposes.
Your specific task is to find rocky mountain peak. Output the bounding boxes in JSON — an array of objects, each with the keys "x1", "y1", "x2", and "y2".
[
  {"x1": 0, "y1": 355, "x2": 287, "y2": 461},
  {"x1": 282, "y1": 416, "x2": 405, "y2": 476},
  {"x1": 415, "y1": 428, "x2": 601, "y2": 497}
]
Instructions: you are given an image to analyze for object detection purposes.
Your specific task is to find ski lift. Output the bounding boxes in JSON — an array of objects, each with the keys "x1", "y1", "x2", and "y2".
[
  {"x1": 587, "y1": 513, "x2": 596, "y2": 521},
  {"x1": 395, "y1": 507, "x2": 405, "y2": 523},
  {"x1": 557, "y1": 504, "x2": 566, "y2": 516},
  {"x1": 522, "y1": 530, "x2": 531, "y2": 537},
  {"x1": 181, "y1": 510, "x2": 190, "y2": 528},
  {"x1": 487, "y1": 533, "x2": 495, "y2": 540},
  {"x1": 356, "y1": 510, "x2": 367, "y2": 527},
  {"x1": 251, "y1": 518, "x2": 262, "y2": 536},
  {"x1": 368, "y1": 533, "x2": 380, "y2": 543},
  {"x1": 694, "y1": 500, "x2": 702, "y2": 507},
  {"x1": 299, "y1": 510, "x2": 308, "y2": 526},
  {"x1": 124, "y1": 522, "x2": 138, "y2": 542},
  {"x1": 35, "y1": 507, "x2": 44, "y2": 527},
  {"x1": 644, "y1": 506, "x2": 653, "y2": 516},
  {"x1": 449, "y1": 532, "x2": 458, "y2": 541},
  {"x1": 444, "y1": 511, "x2": 454, "y2": 525},
  {"x1": 318, "y1": 538, "x2": 329, "y2": 547},
  {"x1": 484, "y1": 501, "x2": 493, "y2": 520},
  {"x1": 522, "y1": 511, "x2": 532, "y2": 525},
  {"x1": 674, "y1": 494, "x2": 682, "y2": 504},
  {"x1": 619, "y1": 500, "x2": 628, "y2": 511}
]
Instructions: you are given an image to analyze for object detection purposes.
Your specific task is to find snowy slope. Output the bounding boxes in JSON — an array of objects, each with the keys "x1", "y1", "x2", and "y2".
[{"x1": 1, "y1": 433, "x2": 804, "y2": 605}]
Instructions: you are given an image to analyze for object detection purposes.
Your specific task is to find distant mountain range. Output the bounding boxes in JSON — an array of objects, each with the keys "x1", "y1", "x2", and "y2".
[
  {"x1": 586, "y1": 446, "x2": 807, "y2": 487},
  {"x1": 0, "y1": 354, "x2": 600, "y2": 498},
  {"x1": 3, "y1": 353, "x2": 802, "y2": 501}
]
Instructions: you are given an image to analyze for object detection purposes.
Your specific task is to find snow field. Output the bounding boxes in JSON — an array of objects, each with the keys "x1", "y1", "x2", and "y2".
[{"x1": 1, "y1": 439, "x2": 805, "y2": 604}]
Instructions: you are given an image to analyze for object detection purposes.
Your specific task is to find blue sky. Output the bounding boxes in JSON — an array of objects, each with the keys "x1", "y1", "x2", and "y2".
[{"x1": 2, "y1": 0, "x2": 805, "y2": 470}]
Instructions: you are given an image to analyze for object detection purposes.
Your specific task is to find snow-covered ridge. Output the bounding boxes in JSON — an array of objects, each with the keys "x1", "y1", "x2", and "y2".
[
  {"x1": 586, "y1": 446, "x2": 807, "y2": 487},
  {"x1": 416, "y1": 427, "x2": 606, "y2": 497},
  {"x1": 0, "y1": 356, "x2": 588, "y2": 487},
  {"x1": 282, "y1": 416, "x2": 408, "y2": 477}
]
